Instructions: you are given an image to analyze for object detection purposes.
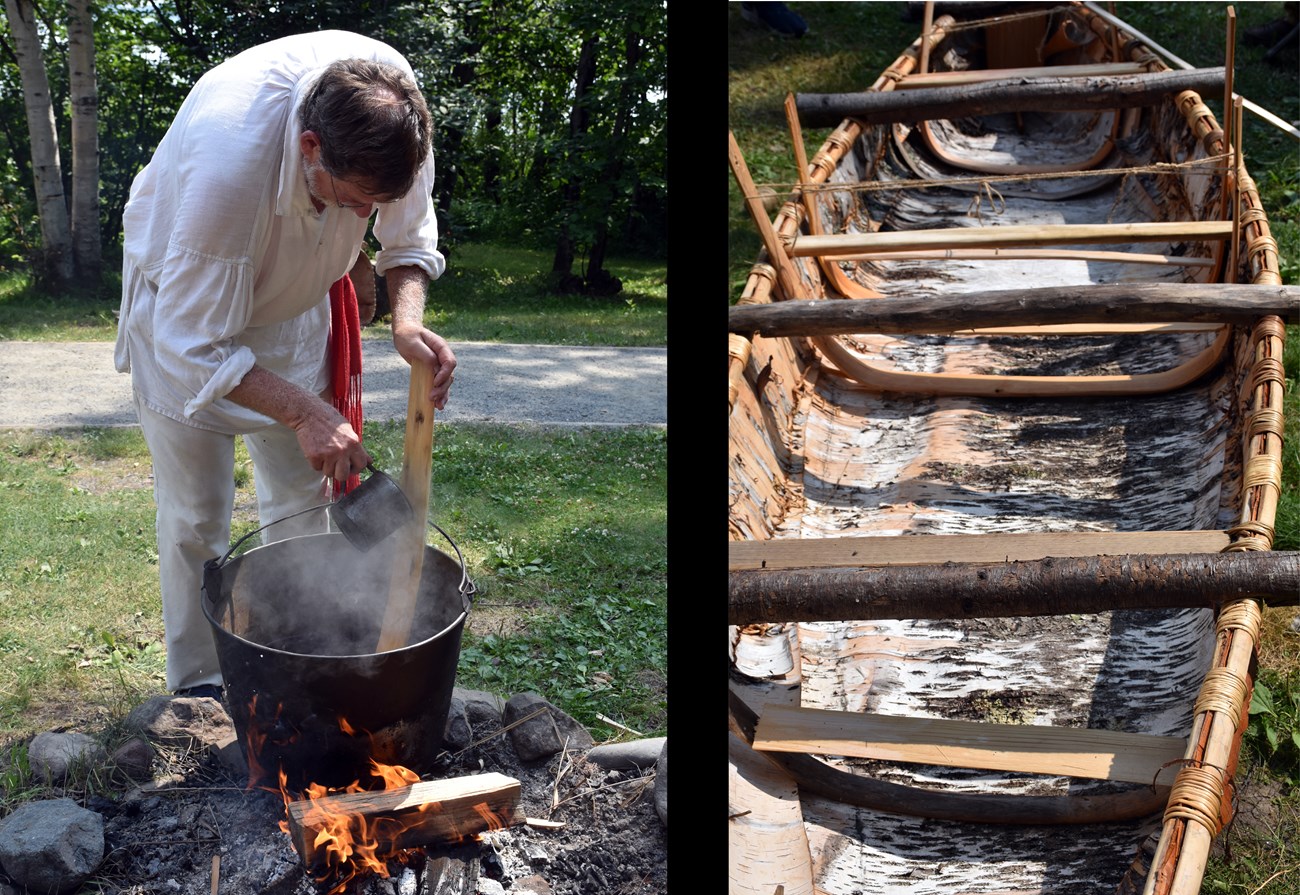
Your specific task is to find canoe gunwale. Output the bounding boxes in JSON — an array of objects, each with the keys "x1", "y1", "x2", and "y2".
[{"x1": 728, "y1": 5, "x2": 1287, "y2": 895}]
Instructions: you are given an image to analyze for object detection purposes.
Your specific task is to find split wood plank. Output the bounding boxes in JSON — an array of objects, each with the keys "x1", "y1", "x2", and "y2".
[
  {"x1": 286, "y1": 772, "x2": 523, "y2": 869},
  {"x1": 729, "y1": 551, "x2": 1300, "y2": 624},
  {"x1": 795, "y1": 67, "x2": 1225, "y2": 126},
  {"x1": 729, "y1": 690, "x2": 1171, "y2": 826},
  {"x1": 752, "y1": 703, "x2": 1188, "y2": 786},
  {"x1": 728, "y1": 530, "x2": 1232, "y2": 571},
  {"x1": 727, "y1": 283, "x2": 1299, "y2": 336},
  {"x1": 786, "y1": 221, "x2": 1234, "y2": 257},
  {"x1": 830, "y1": 248, "x2": 1216, "y2": 267},
  {"x1": 897, "y1": 61, "x2": 1148, "y2": 88}
]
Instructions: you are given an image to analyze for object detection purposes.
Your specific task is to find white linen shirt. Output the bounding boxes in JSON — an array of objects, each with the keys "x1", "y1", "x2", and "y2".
[{"x1": 116, "y1": 30, "x2": 444, "y2": 434}]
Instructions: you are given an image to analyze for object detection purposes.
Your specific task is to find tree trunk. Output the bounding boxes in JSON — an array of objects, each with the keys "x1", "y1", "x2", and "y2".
[
  {"x1": 5, "y1": 0, "x2": 73, "y2": 287},
  {"x1": 583, "y1": 27, "x2": 644, "y2": 298},
  {"x1": 67, "y1": 0, "x2": 101, "y2": 286},
  {"x1": 550, "y1": 35, "x2": 598, "y2": 291}
]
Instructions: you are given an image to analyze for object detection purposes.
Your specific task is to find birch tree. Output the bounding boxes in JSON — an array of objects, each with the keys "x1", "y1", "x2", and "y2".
[
  {"x1": 4, "y1": 0, "x2": 72, "y2": 287},
  {"x1": 67, "y1": 0, "x2": 99, "y2": 283}
]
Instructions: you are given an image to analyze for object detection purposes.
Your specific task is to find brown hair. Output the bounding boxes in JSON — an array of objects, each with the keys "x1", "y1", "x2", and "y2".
[{"x1": 298, "y1": 58, "x2": 432, "y2": 199}]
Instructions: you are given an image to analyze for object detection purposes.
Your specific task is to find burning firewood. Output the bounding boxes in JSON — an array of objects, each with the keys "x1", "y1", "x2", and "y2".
[{"x1": 285, "y1": 772, "x2": 524, "y2": 870}]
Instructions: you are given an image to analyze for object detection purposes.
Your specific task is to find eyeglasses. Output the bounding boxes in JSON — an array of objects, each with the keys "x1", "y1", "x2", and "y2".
[{"x1": 328, "y1": 170, "x2": 372, "y2": 209}]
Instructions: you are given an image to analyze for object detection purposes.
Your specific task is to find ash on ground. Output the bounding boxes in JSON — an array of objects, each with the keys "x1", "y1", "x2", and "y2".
[{"x1": 2, "y1": 694, "x2": 667, "y2": 895}]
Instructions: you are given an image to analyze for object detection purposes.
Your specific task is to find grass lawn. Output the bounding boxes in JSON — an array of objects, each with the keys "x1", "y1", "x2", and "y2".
[{"x1": 0, "y1": 241, "x2": 667, "y2": 347}]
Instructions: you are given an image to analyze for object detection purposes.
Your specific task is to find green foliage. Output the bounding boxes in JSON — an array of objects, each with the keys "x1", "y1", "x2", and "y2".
[
  {"x1": 1247, "y1": 672, "x2": 1300, "y2": 786},
  {"x1": 0, "y1": 0, "x2": 667, "y2": 280}
]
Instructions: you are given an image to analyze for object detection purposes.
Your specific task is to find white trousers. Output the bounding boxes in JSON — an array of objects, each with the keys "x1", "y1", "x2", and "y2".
[{"x1": 134, "y1": 395, "x2": 328, "y2": 691}]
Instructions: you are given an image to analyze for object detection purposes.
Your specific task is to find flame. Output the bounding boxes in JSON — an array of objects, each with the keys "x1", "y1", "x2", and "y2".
[{"x1": 245, "y1": 705, "x2": 433, "y2": 894}]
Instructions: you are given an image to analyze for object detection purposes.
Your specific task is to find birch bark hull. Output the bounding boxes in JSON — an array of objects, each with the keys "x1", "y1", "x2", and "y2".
[{"x1": 728, "y1": 4, "x2": 1286, "y2": 895}]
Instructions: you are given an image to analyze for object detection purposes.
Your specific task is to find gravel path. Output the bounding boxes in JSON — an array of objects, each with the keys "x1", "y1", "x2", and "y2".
[{"x1": 0, "y1": 339, "x2": 667, "y2": 429}]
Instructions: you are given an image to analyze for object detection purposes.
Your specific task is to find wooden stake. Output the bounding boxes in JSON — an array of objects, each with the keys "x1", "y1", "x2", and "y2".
[
  {"x1": 919, "y1": 1, "x2": 934, "y2": 74},
  {"x1": 210, "y1": 855, "x2": 219, "y2": 895},
  {"x1": 728, "y1": 131, "x2": 803, "y2": 299},
  {"x1": 783, "y1": 93, "x2": 820, "y2": 237},
  {"x1": 286, "y1": 773, "x2": 523, "y2": 869},
  {"x1": 1224, "y1": 6, "x2": 1236, "y2": 159},
  {"x1": 1230, "y1": 96, "x2": 1244, "y2": 284}
]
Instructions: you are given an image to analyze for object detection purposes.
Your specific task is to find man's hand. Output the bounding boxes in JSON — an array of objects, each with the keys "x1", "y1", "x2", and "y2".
[
  {"x1": 292, "y1": 406, "x2": 371, "y2": 482},
  {"x1": 228, "y1": 365, "x2": 371, "y2": 483},
  {"x1": 393, "y1": 324, "x2": 457, "y2": 410}
]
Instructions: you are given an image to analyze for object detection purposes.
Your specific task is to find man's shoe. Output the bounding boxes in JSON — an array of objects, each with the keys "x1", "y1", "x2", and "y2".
[
  {"x1": 175, "y1": 684, "x2": 223, "y2": 701},
  {"x1": 740, "y1": 2, "x2": 808, "y2": 38}
]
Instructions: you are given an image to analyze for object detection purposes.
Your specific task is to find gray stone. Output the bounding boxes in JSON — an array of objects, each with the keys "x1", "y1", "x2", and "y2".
[
  {"x1": 28, "y1": 732, "x2": 107, "y2": 784},
  {"x1": 586, "y1": 736, "x2": 667, "y2": 771},
  {"x1": 124, "y1": 694, "x2": 235, "y2": 750},
  {"x1": 502, "y1": 693, "x2": 594, "y2": 761},
  {"x1": 513, "y1": 874, "x2": 554, "y2": 895},
  {"x1": 0, "y1": 798, "x2": 104, "y2": 894},
  {"x1": 654, "y1": 740, "x2": 667, "y2": 828},
  {"x1": 443, "y1": 697, "x2": 473, "y2": 752},
  {"x1": 110, "y1": 737, "x2": 155, "y2": 782},
  {"x1": 454, "y1": 687, "x2": 506, "y2": 727},
  {"x1": 477, "y1": 878, "x2": 507, "y2": 895},
  {"x1": 213, "y1": 731, "x2": 250, "y2": 784}
]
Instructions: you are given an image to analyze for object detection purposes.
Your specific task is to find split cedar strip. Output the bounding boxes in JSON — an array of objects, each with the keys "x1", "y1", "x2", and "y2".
[
  {"x1": 727, "y1": 283, "x2": 1300, "y2": 335},
  {"x1": 896, "y1": 61, "x2": 1148, "y2": 87},
  {"x1": 285, "y1": 772, "x2": 523, "y2": 869},
  {"x1": 728, "y1": 530, "x2": 1232, "y2": 571},
  {"x1": 752, "y1": 703, "x2": 1188, "y2": 786},
  {"x1": 794, "y1": 67, "x2": 1225, "y2": 126},
  {"x1": 786, "y1": 221, "x2": 1234, "y2": 257},
  {"x1": 728, "y1": 552, "x2": 1300, "y2": 625},
  {"x1": 728, "y1": 689, "x2": 1171, "y2": 825}
]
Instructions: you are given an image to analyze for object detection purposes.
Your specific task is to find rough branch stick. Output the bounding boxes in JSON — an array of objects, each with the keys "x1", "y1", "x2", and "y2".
[
  {"x1": 726, "y1": 283, "x2": 1300, "y2": 335},
  {"x1": 795, "y1": 67, "x2": 1225, "y2": 126},
  {"x1": 286, "y1": 772, "x2": 523, "y2": 869},
  {"x1": 728, "y1": 551, "x2": 1300, "y2": 624}
]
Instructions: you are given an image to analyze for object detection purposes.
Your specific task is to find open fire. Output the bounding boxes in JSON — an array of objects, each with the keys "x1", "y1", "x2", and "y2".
[{"x1": 242, "y1": 700, "x2": 522, "y2": 893}]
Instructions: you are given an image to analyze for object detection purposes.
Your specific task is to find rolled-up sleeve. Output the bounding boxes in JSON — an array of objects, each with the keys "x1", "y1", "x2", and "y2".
[
  {"x1": 150, "y1": 242, "x2": 259, "y2": 418},
  {"x1": 372, "y1": 150, "x2": 444, "y2": 281}
]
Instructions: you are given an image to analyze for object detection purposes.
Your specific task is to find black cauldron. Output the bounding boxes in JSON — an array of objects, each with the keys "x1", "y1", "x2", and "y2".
[{"x1": 202, "y1": 525, "x2": 473, "y2": 791}]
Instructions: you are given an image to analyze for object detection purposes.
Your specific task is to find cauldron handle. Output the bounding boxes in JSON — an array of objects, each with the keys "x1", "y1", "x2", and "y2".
[
  {"x1": 428, "y1": 519, "x2": 477, "y2": 604},
  {"x1": 206, "y1": 502, "x2": 333, "y2": 570}
]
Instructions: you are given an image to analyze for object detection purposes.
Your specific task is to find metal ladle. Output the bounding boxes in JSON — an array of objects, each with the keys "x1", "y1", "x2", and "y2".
[{"x1": 330, "y1": 463, "x2": 414, "y2": 552}]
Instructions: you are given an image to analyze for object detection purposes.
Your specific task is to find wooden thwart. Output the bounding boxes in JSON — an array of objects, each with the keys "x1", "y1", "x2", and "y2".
[
  {"x1": 729, "y1": 551, "x2": 1300, "y2": 624},
  {"x1": 727, "y1": 283, "x2": 1299, "y2": 335},
  {"x1": 786, "y1": 221, "x2": 1234, "y2": 257},
  {"x1": 728, "y1": 530, "x2": 1232, "y2": 571},
  {"x1": 752, "y1": 703, "x2": 1188, "y2": 786},
  {"x1": 285, "y1": 772, "x2": 523, "y2": 869},
  {"x1": 795, "y1": 67, "x2": 1225, "y2": 126}
]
